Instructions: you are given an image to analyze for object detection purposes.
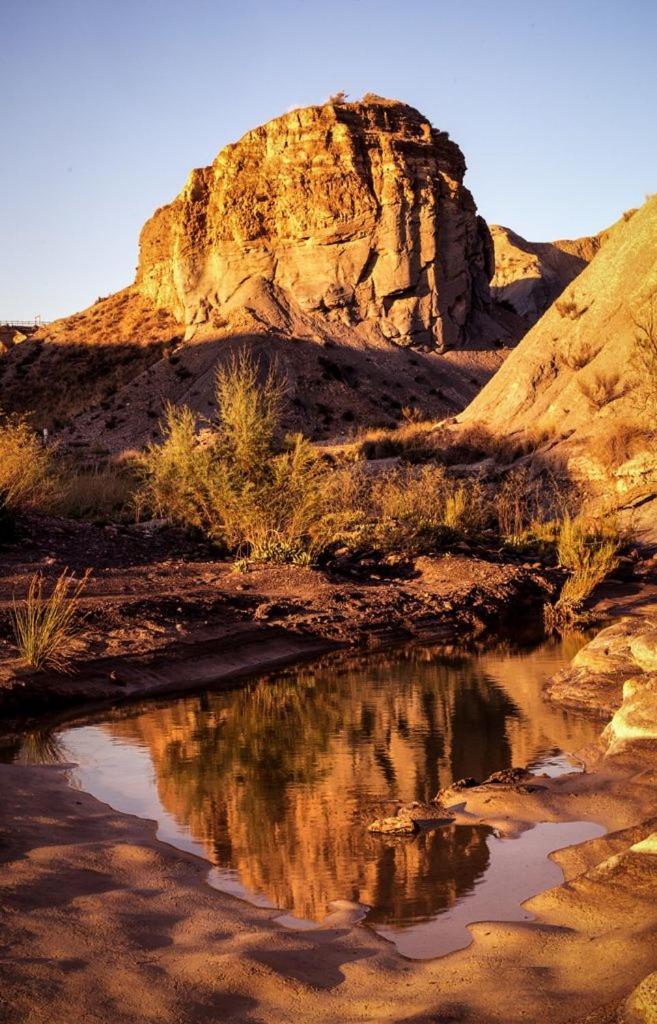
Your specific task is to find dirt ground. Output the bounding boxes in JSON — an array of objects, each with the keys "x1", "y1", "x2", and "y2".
[{"x1": 0, "y1": 513, "x2": 552, "y2": 726}]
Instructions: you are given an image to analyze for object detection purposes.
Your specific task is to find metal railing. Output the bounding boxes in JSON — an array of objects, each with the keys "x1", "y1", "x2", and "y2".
[{"x1": 0, "y1": 318, "x2": 48, "y2": 329}]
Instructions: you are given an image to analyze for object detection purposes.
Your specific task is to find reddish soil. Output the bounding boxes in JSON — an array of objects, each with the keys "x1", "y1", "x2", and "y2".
[{"x1": 0, "y1": 513, "x2": 553, "y2": 726}]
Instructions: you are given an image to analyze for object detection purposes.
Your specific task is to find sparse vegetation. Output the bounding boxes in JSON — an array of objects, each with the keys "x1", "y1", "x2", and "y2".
[
  {"x1": 138, "y1": 355, "x2": 511, "y2": 563},
  {"x1": 545, "y1": 515, "x2": 623, "y2": 629},
  {"x1": 590, "y1": 418, "x2": 654, "y2": 470},
  {"x1": 0, "y1": 414, "x2": 58, "y2": 514},
  {"x1": 631, "y1": 295, "x2": 657, "y2": 412},
  {"x1": 577, "y1": 370, "x2": 627, "y2": 410},
  {"x1": 138, "y1": 353, "x2": 328, "y2": 562},
  {"x1": 11, "y1": 569, "x2": 90, "y2": 673},
  {"x1": 561, "y1": 340, "x2": 599, "y2": 371},
  {"x1": 555, "y1": 296, "x2": 588, "y2": 320},
  {"x1": 55, "y1": 461, "x2": 137, "y2": 522}
]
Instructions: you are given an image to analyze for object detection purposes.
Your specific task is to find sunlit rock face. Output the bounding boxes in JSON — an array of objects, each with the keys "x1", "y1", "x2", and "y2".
[
  {"x1": 489, "y1": 224, "x2": 599, "y2": 323},
  {"x1": 135, "y1": 96, "x2": 495, "y2": 351}
]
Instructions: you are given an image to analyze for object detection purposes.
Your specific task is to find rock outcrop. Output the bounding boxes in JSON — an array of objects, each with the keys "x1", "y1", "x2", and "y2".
[
  {"x1": 547, "y1": 616, "x2": 657, "y2": 757},
  {"x1": 1, "y1": 96, "x2": 529, "y2": 447},
  {"x1": 460, "y1": 196, "x2": 657, "y2": 539},
  {"x1": 135, "y1": 96, "x2": 497, "y2": 352},
  {"x1": 489, "y1": 225, "x2": 604, "y2": 324}
]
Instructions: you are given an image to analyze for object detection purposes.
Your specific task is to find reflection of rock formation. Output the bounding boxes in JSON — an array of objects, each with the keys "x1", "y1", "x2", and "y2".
[
  {"x1": 105, "y1": 641, "x2": 597, "y2": 923},
  {"x1": 365, "y1": 825, "x2": 490, "y2": 926}
]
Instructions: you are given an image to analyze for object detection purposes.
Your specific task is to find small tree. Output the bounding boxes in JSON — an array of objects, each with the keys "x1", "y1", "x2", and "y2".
[{"x1": 631, "y1": 295, "x2": 657, "y2": 413}]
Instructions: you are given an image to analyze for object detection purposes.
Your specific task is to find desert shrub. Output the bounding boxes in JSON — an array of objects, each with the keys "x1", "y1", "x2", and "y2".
[
  {"x1": 439, "y1": 423, "x2": 552, "y2": 467},
  {"x1": 557, "y1": 514, "x2": 622, "y2": 573},
  {"x1": 221, "y1": 433, "x2": 328, "y2": 563},
  {"x1": 55, "y1": 462, "x2": 137, "y2": 522},
  {"x1": 139, "y1": 355, "x2": 327, "y2": 562},
  {"x1": 494, "y1": 466, "x2": 569, "y2": 546},
  {"x1": 590, "y1": 418, "x2": 654, "y2": 471},
  {"x1": 561, "y1": 340, "x2": 599, "y2": 371},
  {"x1": 631, "y1": 295, "x2": 657, "y2": 412},
  {"x1": 137, "y1": 404, "x2": 215, "y2": 532},
  {"x1": 545, "y1": 515, "x2": 623, "y2": 628},
  {"x1": 555, "y1": 297, "x2": 588, "y2": 320},
  {"x1": 11, "y1": 569, "x2": 90, "y2": 672},
  {"x1": 324, "y1": 465, "x2": 490, "y2": 556},
  {"x1": 367, "y1": 465, "x2": 452, "y2": 553},
  {"x1": 494, "y1": 467, "x2": 543, "y2": 541},
  {"x1": 357, "y1": 420, "x2": 438, "y2": 461},
  {"x1": 577, "y1": 370, "x2": 627, "y2": 410},
  {"x1": 0, "y1": 414, "x2": 58, "y2": 512},
  {"x1": 215, "y1": 350, "x2": 286, "y2": 477}
]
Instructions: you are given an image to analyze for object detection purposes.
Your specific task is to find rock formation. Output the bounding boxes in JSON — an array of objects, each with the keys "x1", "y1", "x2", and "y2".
[
  {"x1": 489, "y1": 224, "x2": 607, "y2": 324},
  {"x1": 135, "y1": 96, "x2": 497, "y2": 351},
  {"x1": 1, "y1": 96, "x2": 528, "y2": 446}
]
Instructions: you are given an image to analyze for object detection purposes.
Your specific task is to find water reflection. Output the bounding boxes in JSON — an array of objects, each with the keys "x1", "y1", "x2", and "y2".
[{"x1": 53, "y1": 635, "x2": 600, "y2": 948}]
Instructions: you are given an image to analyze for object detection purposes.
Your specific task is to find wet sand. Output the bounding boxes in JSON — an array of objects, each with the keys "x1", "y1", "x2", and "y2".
[{"x1": 2, "y1": 735, "x2": 657, "y2": 1023}]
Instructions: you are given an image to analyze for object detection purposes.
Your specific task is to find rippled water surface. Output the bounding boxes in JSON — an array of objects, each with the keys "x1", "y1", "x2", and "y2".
[{"x1": 17, "y1": 634, "x2": 606, "y2": 957}]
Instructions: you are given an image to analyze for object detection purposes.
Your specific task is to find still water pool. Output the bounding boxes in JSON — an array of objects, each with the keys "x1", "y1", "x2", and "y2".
[{"x1": 21, "y1": 635, "x2": 606, "y2": 957}]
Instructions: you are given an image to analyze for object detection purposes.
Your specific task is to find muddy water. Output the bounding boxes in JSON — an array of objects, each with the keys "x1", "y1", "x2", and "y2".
[{"x1": 44, "y1": 636, "x2": 605, "y2": 957}]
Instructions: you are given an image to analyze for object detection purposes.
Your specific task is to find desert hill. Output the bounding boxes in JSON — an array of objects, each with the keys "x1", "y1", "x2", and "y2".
[
  {"x1": 460, "y1": 196, "x2": 657, "y2": 533},
  {"x1": 0, "y1": 96, "x2": 529, "y2": 448}
]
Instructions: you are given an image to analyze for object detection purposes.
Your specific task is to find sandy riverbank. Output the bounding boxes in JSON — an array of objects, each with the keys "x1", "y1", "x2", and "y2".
[
  {"x1": 0, "y1": 513, "x2": 555, "y2": 728},
  {"x1": 1, "y1": 737, "x2": 657, "y2": 1024},
  {"x1": 3, "y1": 619, "x2": 657, "y2": 1024}
]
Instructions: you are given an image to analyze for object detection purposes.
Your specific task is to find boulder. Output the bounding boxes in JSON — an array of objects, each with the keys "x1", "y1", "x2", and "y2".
[
  {"x1": 602, "y1": 673, "x2": 657, "y2": 756},
  {"x1": 368, "y1": 815, "x2": 418, "y2": 835},
  {"x1": 546, "y1": 618, "x2": 657, "y2": 718}
]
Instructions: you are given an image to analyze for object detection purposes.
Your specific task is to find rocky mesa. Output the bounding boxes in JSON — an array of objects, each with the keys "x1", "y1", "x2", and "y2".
[
  {"x1": 0, "y1": 96, "x2": 527, "y2": 446},
  {"x1": 135, "y1": 95, "x2": 498, "y2": 351}
]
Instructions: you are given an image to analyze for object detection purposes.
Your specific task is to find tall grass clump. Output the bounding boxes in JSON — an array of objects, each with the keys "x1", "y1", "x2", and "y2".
[
  {"x1": 11, "y1": 569, "x2": 90, "y2": 672},
  {"x1": 545, "y1": 515, "x2": 623, "y2": 629},
  {"x1": 0, "y1": 414, "x2": 58, "y2": 514},
  {"x1": 55, "y1": 461, "x2": 137, "y2": 522}
]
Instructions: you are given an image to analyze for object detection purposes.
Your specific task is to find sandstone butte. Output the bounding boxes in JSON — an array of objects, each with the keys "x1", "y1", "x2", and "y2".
[
  {"x1": 0, "y1": 96, "x2": 531, "y2": 446},
  {"x1": 135, "y1": 95, "x2": 499, "y2": 351},
  {"x1": 0, "y1": 95, "x2": 613, "y2": 452}
]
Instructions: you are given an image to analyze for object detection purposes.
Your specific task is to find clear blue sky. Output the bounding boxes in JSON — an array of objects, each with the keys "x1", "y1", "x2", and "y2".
[{"x1": 2, "y1": 0, "x2": 656, "y2": 320}]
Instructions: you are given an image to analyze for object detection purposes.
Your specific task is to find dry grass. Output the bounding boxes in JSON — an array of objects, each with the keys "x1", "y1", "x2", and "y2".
[
  {"x1": 11, "y1": 569, "x2": 90, "y2": 673},
  {"x1": 545, "y1": 515, "x2": 623, "y2": 629},
  {"x1": 577, "y1": 370, "x2": 628, "y2": 410},
  {"x1": 0, "y1": 415, "x2": 59, "y2": 512},
  {"x1": 356, "y1": 420, "x2": 438, "y2": 461},
  {"x1": 590, "y1": 418, "x2": 654, "y2": 471},
  {"x1": 555, "y1": 297, "x2": 588, "y2": 320},
  {"x1": 561, "y1": 340, "x2": 599, "y2": 371},
  {"x1": 631, "y1": 294, "x2": 657, "y2": 413},
  {"x1": 55, "y1": 462, "x2": 137, "y2": 522}
]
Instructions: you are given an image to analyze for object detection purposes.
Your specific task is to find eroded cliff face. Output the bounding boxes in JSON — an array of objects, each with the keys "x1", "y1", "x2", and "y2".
[{"x1": 135, "y1": 97, "x2": 494, "y2": 351}]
